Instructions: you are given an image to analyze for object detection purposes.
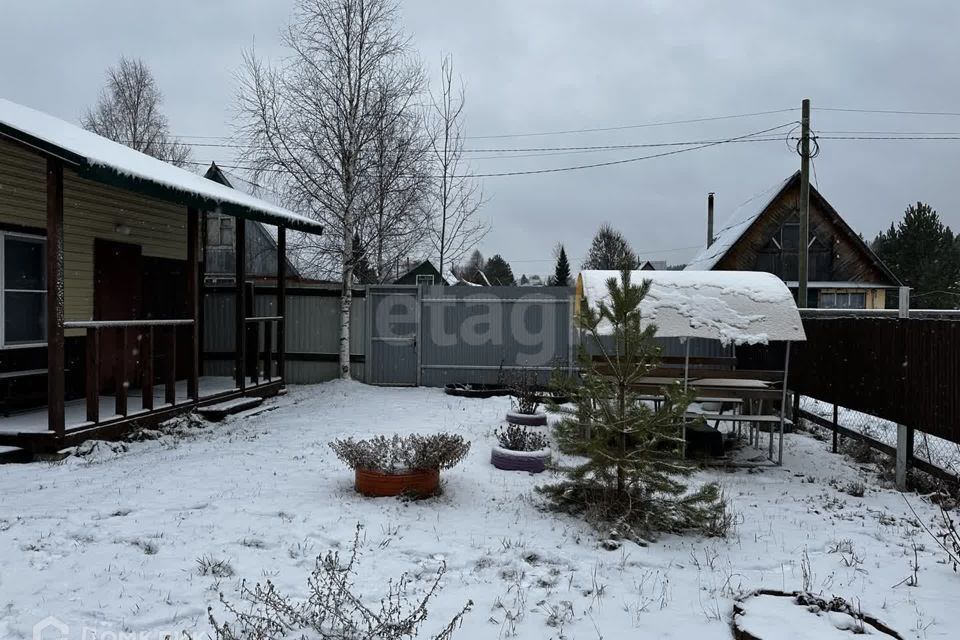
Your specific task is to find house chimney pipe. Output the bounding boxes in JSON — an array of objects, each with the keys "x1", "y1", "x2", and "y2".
[{"x1": 707, "y1": 192, "x2": 715, "y2": 248}]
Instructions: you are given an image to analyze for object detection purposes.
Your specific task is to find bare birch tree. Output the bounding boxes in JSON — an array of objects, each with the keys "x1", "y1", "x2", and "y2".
[
  {"x1": 82, "y1": 56, "x2": 191, "y2": 166},
  {"x1": 235, "y1": 0, "x2": 422, "y2": 378},
  {"x1": 354, "y1": 71, "x2": 432, "y2": 282},
  {"x1": 428, "y1": 56, "x2": 488, "y2": 276}
]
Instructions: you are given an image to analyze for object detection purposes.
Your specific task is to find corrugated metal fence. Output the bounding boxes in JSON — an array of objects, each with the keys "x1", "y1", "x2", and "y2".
[{"x1": 202, "y1": 283, "x2": 729, "y2": 387}]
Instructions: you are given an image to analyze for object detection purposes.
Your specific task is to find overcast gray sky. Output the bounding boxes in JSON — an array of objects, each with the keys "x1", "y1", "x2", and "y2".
[{"x1": 3, "y1": 0, "x2": 959, "y2": 276}]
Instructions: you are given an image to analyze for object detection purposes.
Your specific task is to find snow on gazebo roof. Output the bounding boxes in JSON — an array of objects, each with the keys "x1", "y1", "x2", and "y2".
[
  {"x1": 0, "y1": 98, "x2": 322, "y2": 235},
  {"x1": 575, "y1": 270, "x2": 806, "y2": 345}
]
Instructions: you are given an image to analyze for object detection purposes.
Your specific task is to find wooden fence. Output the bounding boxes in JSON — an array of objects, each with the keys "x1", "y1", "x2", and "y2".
[{"x1": 784, "y1": 318, "x2": 960, "y2": 446}]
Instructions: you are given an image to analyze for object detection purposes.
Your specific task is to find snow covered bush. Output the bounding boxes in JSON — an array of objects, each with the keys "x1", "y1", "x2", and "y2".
[
  {"x1": 539, "y1": 269, "x2": 727, "y2": 541},
  {"x1": 329, "y1": 433, "x2": 471, "y2": 473},
  {"x1": 209, "y1": 525, "x2": 472, "y2": 640},
  {"x1": 495, "y1": 424, "x2": 548, "y2": 452}
]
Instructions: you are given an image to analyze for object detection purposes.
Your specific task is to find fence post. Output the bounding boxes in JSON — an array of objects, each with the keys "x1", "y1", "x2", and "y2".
[
  {"x1": 832, "y1": 403, "x2": 838, "y2": 453},
  {"x1": 895, "y1": 286, "x2": 911, "y2": 490}
]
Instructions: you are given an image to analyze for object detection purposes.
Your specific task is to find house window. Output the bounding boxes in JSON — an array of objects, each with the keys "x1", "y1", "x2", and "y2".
[
  {"x1": 1, "y1": 232, "x2": 47, "y2": 347},
  {"x1": 416, "y1": 274, "x2": 435, "y2": 285},
  {"x1": 819, "y1": 291, "x2": 867, "y2": 309},
  {"x1": 755, "y1": 216, "x2": 832, "y2": 280}
]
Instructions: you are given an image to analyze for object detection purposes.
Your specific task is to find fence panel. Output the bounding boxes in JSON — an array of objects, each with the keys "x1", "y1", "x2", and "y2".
[
  {"x1": 788, "y1": 317, "x2": 960, "y2": 446},
  {"x1": 417, "y1": 286, "x2": 573, "y2": 387},
  {"x1": 202, "y1": 285, "x2": 366, "y2": 383}
]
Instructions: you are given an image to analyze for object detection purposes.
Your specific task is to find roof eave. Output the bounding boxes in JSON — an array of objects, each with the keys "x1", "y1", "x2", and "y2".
[
  {"x1": 79, "y1": 161, "x2": 324, "y2": 235},
  {"x1": 1, "y1": 124, "x2": 322, "y2": 235}
]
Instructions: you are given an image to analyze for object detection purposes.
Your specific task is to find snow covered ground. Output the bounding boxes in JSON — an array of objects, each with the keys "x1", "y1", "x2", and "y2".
[{"x1": 0, "y1": 381, "x2": 957, "y2": 639}]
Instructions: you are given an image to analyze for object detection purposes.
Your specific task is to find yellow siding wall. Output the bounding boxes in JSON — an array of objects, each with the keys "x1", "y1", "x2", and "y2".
[{"x1": 0, "y1": 138, "x2": 187, "y2": 332}]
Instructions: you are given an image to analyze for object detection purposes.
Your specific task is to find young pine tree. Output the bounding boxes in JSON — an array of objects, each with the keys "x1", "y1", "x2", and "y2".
[{"x1": 541, "y1": 270, "x2": 726, "y2": 540}]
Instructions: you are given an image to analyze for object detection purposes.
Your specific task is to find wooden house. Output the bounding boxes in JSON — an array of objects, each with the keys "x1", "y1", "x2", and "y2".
[
  {"x1": 0, "y1": 98, "x2": 322, "y2": 454},
  {"x1": 685, "y1": 172, "x2": 901, "y2": 308},
  {"x1": 393, "y1": 260, "x2": 457, "y2": 286}
]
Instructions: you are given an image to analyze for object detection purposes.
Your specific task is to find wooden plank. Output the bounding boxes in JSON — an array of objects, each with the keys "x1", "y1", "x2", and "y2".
[
  {"x1": 46, "y1": 157, "x2": 65, "y2": 438},
  {"x1": 263, "y1": 321, "x2": 273, "y2": 381},
  {"x1": 245, "y1": 281, "x2": 256, "y2": 384},
  {"x1": 235, "y1": 218, "x2": 247, "y2": 391},
  {"x1": 250, "y1": 320, "x2": 260, "y2": 386},
  {"x1": 141, "y1": 327, "x2": 153, "y2": 411},
  {"x1": 187, "y1": 206, "x2": 200, "y2": 401},
  {"x1": 277, "y1": 226, "x2": 286, "y2": 381},
  {"x1": 115, "y1": 329, "x2": 128, "y2": 417},
  {"x1": 85, "y1": 327, "x2": 99, "y2": 423},
  {"x1": 165, "y1": 327, "x2": 177, "y2": 406}
]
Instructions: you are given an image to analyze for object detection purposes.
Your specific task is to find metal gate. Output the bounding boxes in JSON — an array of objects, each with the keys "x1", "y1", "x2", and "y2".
[{"x1": 367, "y1": 286, "x2": 419, "y2": 385}]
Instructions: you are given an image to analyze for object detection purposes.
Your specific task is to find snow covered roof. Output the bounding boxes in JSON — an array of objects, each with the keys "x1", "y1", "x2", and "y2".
[
  {"x1": 685, "y1": 173, "x2": 796, "y2": 271},
  {"x1": 576, "y1": 270, "x2": 806, "y2": 345},
  {"x1": 0, "y1": 98, "x2": 323, "y2": 235}
]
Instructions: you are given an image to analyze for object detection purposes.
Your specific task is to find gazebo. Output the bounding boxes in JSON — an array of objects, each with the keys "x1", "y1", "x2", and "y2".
[{"x1": 575, "y1": 270, "x2": 807, "y2": 463}]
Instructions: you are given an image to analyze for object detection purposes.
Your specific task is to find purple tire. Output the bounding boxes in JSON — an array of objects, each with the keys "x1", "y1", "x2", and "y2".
[{"x1": 491, "y1": 446, "x2": 551, "y2": 473}]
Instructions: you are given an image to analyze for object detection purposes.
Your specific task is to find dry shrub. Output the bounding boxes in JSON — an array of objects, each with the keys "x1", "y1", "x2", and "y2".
[
  {"x1": 209, "y1": 525, "x2": 472, "y2": 639},
  {"x1": 495, "y1": 425, "x2": 548, "y2": 452},
  {"x1": 330, "y1": 433, "x2": 470, "y2": 474}
]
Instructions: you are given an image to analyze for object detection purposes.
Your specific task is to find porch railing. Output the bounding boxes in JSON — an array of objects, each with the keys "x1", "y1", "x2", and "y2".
[
  {"x1": 64, "y1": 319, "x2": 194, "y2": 425},
  {"x1": 243, "y1": 315, "x2": 283, "y2": 386}
]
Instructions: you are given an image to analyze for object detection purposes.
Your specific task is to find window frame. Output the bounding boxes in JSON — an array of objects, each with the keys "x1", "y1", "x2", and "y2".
[
  {"x1": 416, "y1": 274, "x2": 435, "y2": 286},
  {"x1": 0, "y1": 230, "x2": 48, "y2": 349}
]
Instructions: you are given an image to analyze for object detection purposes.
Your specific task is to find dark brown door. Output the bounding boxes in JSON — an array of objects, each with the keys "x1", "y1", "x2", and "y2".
[{"x1": 94, "y1": 239, "x2": 143, "y2": 393}]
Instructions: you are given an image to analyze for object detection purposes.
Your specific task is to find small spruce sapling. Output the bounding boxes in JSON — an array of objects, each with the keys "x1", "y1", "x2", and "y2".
[{"x1": 538, "y1": 269, "x2": 726, "y2": 539}]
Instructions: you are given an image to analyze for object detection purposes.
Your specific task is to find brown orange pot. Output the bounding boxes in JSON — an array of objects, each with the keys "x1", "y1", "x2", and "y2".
[{"x1": 354, "y1": 468, "x2": 440, "y2": 498}]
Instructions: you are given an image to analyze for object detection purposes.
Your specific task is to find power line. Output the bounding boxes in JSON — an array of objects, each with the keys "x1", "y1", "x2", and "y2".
[
  {"x1": 463, "y1": 108, "x2": 798, "y2": 139},
  {"x1": 171, "y1": 122, "x2": 797, "y2": 178},
  {"x1": 141, "y1": 135, "x2": 787, "y2": 155},
  {"x1": 165, "y1": 107, "x2": 798, "y2": 143},
  {"x1": 508, "y1": 244, "x2": 702, "y2": 263},
  {"x1": 817, "y1": 107, "x2": 960, "y2": 117},
  {"x1": 469, "y1": 123, "x2": 795, "y2": 177}
]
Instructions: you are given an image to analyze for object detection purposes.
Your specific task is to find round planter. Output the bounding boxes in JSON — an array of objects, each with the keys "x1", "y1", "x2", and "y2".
[
  {"x1": 354, "y1": 468, "x2": 440, "y2": 498},
  {"x1": 506, "y1": 410, "x2": 547, "y2": 427},
  {"x1": 444, "y1": 383, "x2": 510, "y2": 399},
  {"x1": 491, "y1": 445, "x2": 551, "y2": 473}
]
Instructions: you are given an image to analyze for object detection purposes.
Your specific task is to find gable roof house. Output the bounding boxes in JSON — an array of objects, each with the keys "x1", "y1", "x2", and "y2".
[
  {"x1": 685, "y1": 171, "x2": 901, "y2": 309},
  {"x1": 393, "y1": 259, "x2": 458, "y2": 286},
  {"x1": 0, "y1": 97, "x2": 322, "y2": 455},
  {"x1": 203, "y1": 162, "x2": 301, "y2": 285}
]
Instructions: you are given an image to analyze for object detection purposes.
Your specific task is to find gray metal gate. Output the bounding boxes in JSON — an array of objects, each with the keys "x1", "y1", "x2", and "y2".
[{"x1": 367, "y1": 286, "x2": 419, "y2": 385}]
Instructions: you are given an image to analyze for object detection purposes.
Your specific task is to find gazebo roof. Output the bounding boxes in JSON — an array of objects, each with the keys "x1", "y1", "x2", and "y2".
[{"x1": 576, "y1": 270, "x2": 806, "y2": 345}]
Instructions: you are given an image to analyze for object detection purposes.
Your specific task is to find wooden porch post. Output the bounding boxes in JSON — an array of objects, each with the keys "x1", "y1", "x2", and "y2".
[
  {"x1": 235, "y1": 217, "x2": 247, "y2": 391},
  {"x1": 46, "y1": 158, "x2": 65, "y2": 438},
  {"x1": 187, "y1": 206, "x2": 200, "y2": 401},
  {"x1": 277, "y1": 226, "x2": 287, "y2": 382}
]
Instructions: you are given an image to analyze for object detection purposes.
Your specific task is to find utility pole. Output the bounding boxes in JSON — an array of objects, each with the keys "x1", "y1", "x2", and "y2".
[{"x1": 797, "y1": 98, "x2": 811, "y2": 307}]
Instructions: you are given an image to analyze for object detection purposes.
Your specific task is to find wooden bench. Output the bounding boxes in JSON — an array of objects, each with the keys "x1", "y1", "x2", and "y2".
[{"x1": 0, "y1": 369, "x2": 48, "y2": 417}]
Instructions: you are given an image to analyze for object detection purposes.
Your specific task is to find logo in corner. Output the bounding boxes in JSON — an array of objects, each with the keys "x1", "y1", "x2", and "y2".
[{"x1": 33, "y1": 616, "x2": 68, "y2": 640}]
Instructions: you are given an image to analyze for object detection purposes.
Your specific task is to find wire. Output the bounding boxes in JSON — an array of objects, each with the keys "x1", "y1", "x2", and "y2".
[
  {"x1": 816, "y1": 135, "x2": 960, "y2": 141},
  {"x1": 135, "y1": 135, "x2": 787, "y2": 155},
  {"x1": 508, "y1": 244, "x2": 703, "y2": 263},
  {"x1": 817, "y1": 107, "x2": 960, "y2": 117},
  {"x1": 171, "y1": 122, "x2": 797, "y2": 178},
  {"x1": 164, "y1": 107, "x2": 798, "y2": 143}
]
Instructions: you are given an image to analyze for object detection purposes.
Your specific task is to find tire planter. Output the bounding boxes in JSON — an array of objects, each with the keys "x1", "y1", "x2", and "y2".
[
  {"x1": 444, "y1": 383, "x2": 510, "y2": 399},
  {"x1": 491, "y1": 445, "x2": 551, "y2": 473},
  {"x1": 506, "y1": 410, "x2": 547, "y2": 427},
  {"x1": 354, "y1": 468, "x2": 440, "y2": 498},
  {"x1": 732, "y1": 590, "x2": 903, "y2": 640}
]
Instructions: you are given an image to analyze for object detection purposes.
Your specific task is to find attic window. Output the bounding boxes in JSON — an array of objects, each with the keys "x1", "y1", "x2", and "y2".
[{"x1": 416, "y1": 274, "x2": 435, "y2": 285}]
